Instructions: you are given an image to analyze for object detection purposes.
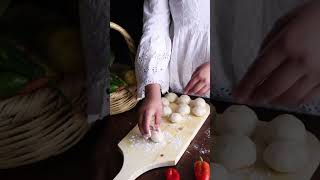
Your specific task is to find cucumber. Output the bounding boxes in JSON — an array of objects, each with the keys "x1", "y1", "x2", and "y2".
[
  {"x1": 0, "y1": 40, "x2": 45, "y2": 79},
  {"x1": 0, "y1": 72, "x2": 29, "y2": 99}
]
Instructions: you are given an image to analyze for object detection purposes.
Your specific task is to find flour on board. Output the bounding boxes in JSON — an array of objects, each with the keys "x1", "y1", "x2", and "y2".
[{"x1": 128, "y1": 131, "x2": 183, "y2": 153}]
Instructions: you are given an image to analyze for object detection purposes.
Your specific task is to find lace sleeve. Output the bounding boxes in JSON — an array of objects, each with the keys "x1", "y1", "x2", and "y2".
[{"x1": 135, "y1": 0, "x2": 172, "y2": 100}]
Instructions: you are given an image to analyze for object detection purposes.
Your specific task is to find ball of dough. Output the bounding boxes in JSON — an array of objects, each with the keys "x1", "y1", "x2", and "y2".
[
  {"x1": 177, "y1": 95, "x2": 191, "y2": 104},
  {"x1": 169, "y1": 113, "x2": 183, "y2": 123},
  {"x1": 162, "y1": 106, "x2": 172, "y2": 117},
  {"x1": 263, "y1": 141, "x2": 309, "y2": 173},
  {"x1": 165, "y1": 93, "x2": 178, "y2": 102},
  {"x1": 161, "y1": 97, "x2": 170, "y2": 106},
  {"x1": 192, "y1": 106, "x2": 207, "y2": 117},
  {"x1": 214, "y1": 105, "x2": 258, "y2": 136},
  {"x1": 150, "y1": 129, "x2": 164, "y2": 143},
  {"x1": 213, "y1": 135, "x2": 257, "y2": 170},
  {"x1": 177, "y1": 104, "x2": 191, "y2": 115},
  {"x1": 265, "y1": 114, "x2": 307, "y2": 144},
  {"x1": 190, "y1": 98, "x2": 206, "y2": 107},
  {"x1": 211, "y1": 163, "x2": 230, "y2": 180}
]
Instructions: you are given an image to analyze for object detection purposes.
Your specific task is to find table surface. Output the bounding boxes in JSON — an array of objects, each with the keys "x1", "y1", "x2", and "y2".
[
  {"x1": 0, "y1": 101, "x2": 211, "y2": 180},
  {"x1": 0, "y1": 100, "x2": 319, "y2": 180}
]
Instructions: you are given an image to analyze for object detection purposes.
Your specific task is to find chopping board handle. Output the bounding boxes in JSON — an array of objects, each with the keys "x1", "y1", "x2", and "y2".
[{"x1": 113, "y1": 156, "x2": 145, "y2": 180}]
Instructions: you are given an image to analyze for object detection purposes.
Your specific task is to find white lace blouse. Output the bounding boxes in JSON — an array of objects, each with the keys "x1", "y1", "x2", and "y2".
[{"x1": 135, "y1": 0, "x2": 210, "y2": 100}]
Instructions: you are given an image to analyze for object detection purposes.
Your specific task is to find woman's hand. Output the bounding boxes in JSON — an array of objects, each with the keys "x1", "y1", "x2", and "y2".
[
  {"x1": 138, "y1": 84, "x2": 162, "y2": 139},
  {"x1": 184, "y1": 62, "x2": 210, "y2": 96},
  {"x1": 233, "y1": 1, "x2": 320, "y2": 107}
]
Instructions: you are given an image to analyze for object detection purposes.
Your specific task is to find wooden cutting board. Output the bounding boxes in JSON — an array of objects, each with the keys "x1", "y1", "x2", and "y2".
[
  {"x1": 113, "y1": 103, "x2": 211, "y2": 180},
  {"x1": 213, "y1": 115, "x2": 320, "y2": 180}
]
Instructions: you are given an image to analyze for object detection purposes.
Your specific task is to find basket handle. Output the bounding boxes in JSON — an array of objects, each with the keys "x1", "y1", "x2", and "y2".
[{"x1": 110, "y1": 22, "x2": 136, "y2": 65}]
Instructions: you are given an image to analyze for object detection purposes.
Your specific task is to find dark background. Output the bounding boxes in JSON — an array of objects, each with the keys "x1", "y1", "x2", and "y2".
[{"x1": 110, "y1": 0, "x2": 144, "y2": 66}]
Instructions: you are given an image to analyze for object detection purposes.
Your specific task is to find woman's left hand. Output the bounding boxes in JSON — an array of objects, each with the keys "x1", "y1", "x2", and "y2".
[
  {"x1": 184, "y1": 62, "x2": 210, "y2": 96},
  {"x1": 233, "y1": 1, "x2": 320, "y2": 107}
]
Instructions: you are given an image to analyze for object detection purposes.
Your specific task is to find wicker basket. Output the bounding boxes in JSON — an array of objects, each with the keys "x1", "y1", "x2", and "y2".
[
  {"x1": 0, "y1": 77, "x2": 89, "y2": 169},
  {"x1": 110, "y1": 22, "x2": 139, "y2": 115}
]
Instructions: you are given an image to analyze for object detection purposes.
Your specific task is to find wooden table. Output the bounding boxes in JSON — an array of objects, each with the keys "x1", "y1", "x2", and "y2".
[
  {"x1": 0, "y1": 100, "x2": 319, "y2": 180},
  {"x1": 213, "y1": 101, "x2": 320, "y2": 180},
  {"x1": 0, "y1": 102, "x2": 211, "y2": 180}
]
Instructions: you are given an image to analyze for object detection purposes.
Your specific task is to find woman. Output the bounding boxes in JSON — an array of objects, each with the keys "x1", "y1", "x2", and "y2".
[{"x1": 135, "y1": 0, "x2": 210, "y2": 138}]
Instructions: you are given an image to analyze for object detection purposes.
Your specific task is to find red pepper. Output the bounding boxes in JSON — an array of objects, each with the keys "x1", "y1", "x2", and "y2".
[
  {"x1": 194, "y1": 157, "x2": 210, "y2": 180},
  {"x1": 166, "y1": 168, "x2": 180, "y2": 180}
]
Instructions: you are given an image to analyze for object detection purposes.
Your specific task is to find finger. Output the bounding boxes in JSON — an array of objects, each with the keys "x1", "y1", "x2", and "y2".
[
  {"x1": 189, "y1": 81, "x2": 206, "y2": 95},
  {"x1": 138, "y1": 113, "x2": 145, "y2": 136},
  {"x1": 143, "y1": 111, "x2": 152, "y2": 138},
  {"x1": 271, "y1": 75, "x2": 317, "y2": 106},
  {"x1": 196, "y1": 85, "x2": 210, "y2": 96},
  {"x1": 250, "y1": 59, "x2": 305, "y2": 105},
  {"x1": 184, "y1": 77, "x2": 200, "y2": 94},
  {"x1": 259, "y1": 7, "x2": 300, "y2": 53},
  {"x1": 301, "y1": 84, "x2": 320, "y2": 104},
  {"x1": 233, "y1": 46, "x2": 286, "y2": 103},
  {"x1": 154, "y1": 112, "x2": 161, "y2": 130}
]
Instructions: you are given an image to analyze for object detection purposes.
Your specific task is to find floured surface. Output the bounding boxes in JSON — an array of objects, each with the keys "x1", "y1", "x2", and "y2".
[
  {"x1": 213, "y1": 115, "x2": 320, "y2": 180},
  {"x1": 114, "y1": 103, "x2": 211, "y2": 180}
]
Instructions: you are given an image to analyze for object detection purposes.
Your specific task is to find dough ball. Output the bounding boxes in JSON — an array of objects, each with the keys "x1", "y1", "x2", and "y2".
[
  {"x1": 161, "y1": 97, "x2": 170, "y2": 106},
  {"x1": 177, "y1": 95, "x2": 191, "y2": 104},
  {"x1": 177, "y1": 104, "x2": 191, "y2": 115},
  {"x1": 213, "y1": 135, "x2": 257, "y2": 170},
  {"x1": 190, "y1": 98, "x2": 206, "y2": 107},
  {"x1": 263, "y1": 141, "x2": 309, "y2": 173},
  {"x1": 265, "y1": 114, "x2": 306, "y2": 144},
  {"x1": 162, "y1": 106, "x2": 172, "y2": 117},
  {"x1": 150, "y1": 129, "x2": 164, "y2": 143},
  {"x1": 169, "y1": 113, "x2": 183, "y2": 123},
  {"x1": 211, "y1": 163, "x2": 230, "y2": 180},
  {"x1": 214, "y1": 105, "x2": 258, "y2": 136},
  {"x1": 165, "y1": 93, "x2": 178, "y2": 102},
  {"x1": 192, "y1": 106, "x2": 207, "y2": 117}
]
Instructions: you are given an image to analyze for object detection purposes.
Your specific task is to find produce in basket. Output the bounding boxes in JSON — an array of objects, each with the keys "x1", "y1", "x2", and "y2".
[
  {"x1": 0, "y1": 72, "x2": 29, "y2": 99},
  {"x1": 110, "y1": 73, "x2": 127, "y2": 93}
]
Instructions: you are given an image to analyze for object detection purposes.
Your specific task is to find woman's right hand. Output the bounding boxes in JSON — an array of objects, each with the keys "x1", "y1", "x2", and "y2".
[{"x1": 138, "y1": 84, "x2": 163, "y2": 139}]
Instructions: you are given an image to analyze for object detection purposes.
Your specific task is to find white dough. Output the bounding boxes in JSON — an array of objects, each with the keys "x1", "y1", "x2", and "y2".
[
  {"x1": 211, "y1": 163, "x2": 230, "y2": 180},
  {"x1": 263, "y1": 141, "x2": 309, "y2": 173},
  {"x1": 214, "y1": 105, "x2": 258, "y2": 136},
  {"x1": 190, "y1": 98, "x2": 206, "y2": 107},
  {"x1": 165, "y1": 93, "x2": 178, "y2": 102},
  {"x1": 177, "y1": 95, "x2": 191, "y2": 104},
  {"x1": 162, "y1": 106, "x2": 172, "y2": 117},
  {"x1": 192, "y1": 106, "x2": 207, "y2": 117},
  {"x1": 264, "y1": 114, "x2": 307, "y2": 144},
  {"x1": 169, "y1": 113, "x2": 183, "y2": 123},
  {"x1": 213, "y1": 135, "x2": 257, "y2": 170},
  {"x1": 150, "y1": 129, "x2": 164, "y2": 143},
  {"x1": 177, "y1": 104, "x2": 190, "y2": 115},
  {"x1": 161, "y1": 97, "x2": 170, "y2": 106}
]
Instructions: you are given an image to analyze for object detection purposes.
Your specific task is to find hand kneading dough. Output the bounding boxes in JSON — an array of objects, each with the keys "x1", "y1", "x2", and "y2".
[
  {"x1": 214, "y1": 105, "x2": 258, "y2": 136},
  {"x1": 177, "y1": 95, "x2": 191, "y2": 104},
  {"x1": 162, "y1": 106, "x2": 172, "y2": 117},
  {"x1": 265, "y1": 114, "x2": 307, "y2": 144},
  {"x1": 190, "y1": 98, "x2": 206, "y2": 107},
  {"x1": 192, "y1": 106, "x2": 207, "y2": 117},
  {"x1": 263, "y1": 141, "x2": 309, "y2": 173},
  {"x1": 165, "y1": 93, "x2": 178, "y2": 102},
  {"x1": 177, "y1": 104, "x2": 190, "y2": 115},
  {"x1": 169, "y1": 113, "x2": 183, "y2": 123},
  {"x1": 213, "y1": 135, "x2": 257, "y2": 170},
  {"x1": 211, "y1": 163, "x2": 230, "y2": 180},
  {"x1": 161, "y1": 97, "x2": 170, "y2": 106},
  {"x1": 150, "y1": 129, "x2": 164, "y2": 143}
]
